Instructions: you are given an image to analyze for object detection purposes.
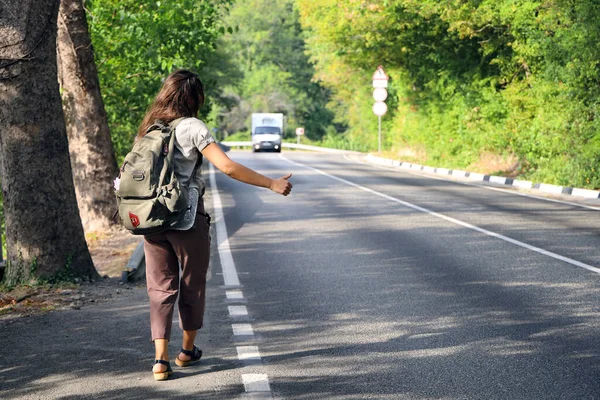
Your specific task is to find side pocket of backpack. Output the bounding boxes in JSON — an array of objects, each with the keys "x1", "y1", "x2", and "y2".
[
  {"x1": 117, "y1": 198, "x2": 168, "y2": 232},
  {"x1": 160, "y1": 180, "x2": 189, "y2": 213}
]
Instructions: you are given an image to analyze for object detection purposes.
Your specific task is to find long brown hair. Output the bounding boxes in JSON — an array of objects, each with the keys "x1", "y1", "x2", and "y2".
[{"x1": 137, "y1": 69, "x2": 205, "y2": 139}]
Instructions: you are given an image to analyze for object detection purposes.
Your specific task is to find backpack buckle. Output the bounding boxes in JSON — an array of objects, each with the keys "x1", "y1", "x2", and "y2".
[{"x1": 132, "y1": 170, "x2": 145, "y2": 181}]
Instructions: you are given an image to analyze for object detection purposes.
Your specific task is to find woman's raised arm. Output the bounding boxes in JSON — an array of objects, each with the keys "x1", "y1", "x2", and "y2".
[{"x1": 201, "y1": 142, "x2": 293, "y2": 196}]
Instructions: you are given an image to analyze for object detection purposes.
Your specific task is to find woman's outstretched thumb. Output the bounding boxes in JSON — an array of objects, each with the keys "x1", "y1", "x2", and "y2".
[{"x1": 283, "y1": 173, "x2": 292, "y2": 180}]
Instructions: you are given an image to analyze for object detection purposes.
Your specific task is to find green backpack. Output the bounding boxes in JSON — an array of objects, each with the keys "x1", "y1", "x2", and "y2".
[{"x1": 115, "y1": 118, "x2": 189, "y2": 235}]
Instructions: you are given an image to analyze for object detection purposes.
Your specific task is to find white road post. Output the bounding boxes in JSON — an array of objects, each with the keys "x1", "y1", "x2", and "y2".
[{"x1": 378, "y1": 115, "x2": 381, "y2": 152}]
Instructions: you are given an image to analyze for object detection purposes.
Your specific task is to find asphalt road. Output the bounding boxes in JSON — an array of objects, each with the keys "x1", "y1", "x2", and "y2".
[
  {"x1": 212, "y1": 151, "x2": 600, "y2": 399},
  {"x1": 2, "y1": 150, "x2": 600, "y2": 399}
]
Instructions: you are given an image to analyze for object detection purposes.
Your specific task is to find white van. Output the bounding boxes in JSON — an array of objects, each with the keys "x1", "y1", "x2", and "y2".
[{"x1": 251, "y1": 113, "x2": 283, "y2": 153}]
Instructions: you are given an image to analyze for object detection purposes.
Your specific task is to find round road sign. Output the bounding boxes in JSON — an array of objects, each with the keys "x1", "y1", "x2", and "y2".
[
  {"x1": 373, "y1": 87, "x2": 388, "y2": 102},
  {"x1": 372, "y1": 101, "x2": 388, "y2": 116}
]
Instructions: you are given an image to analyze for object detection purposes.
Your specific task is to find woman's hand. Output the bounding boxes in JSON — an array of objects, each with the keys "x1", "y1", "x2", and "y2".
[{"x1": 270, "y1": 173, "x2": 293, "y2": 196}]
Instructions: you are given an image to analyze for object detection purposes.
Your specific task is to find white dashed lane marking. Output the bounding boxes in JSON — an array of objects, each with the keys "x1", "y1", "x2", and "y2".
[
  {"x1": 228, "y1": 305, "x2": 249, "y2": 317},
  {"x1": 209, "y1": 163, "x2": 272, "y2": 398},
  {"x1": 232, "y1": 324, "x2": 254, "y2": 336},
  {"x1": 226, "y1": 289, "x2": 244, "y2": 300},
  {"x1": 242, "y1": 374, "x2": 272, "y2": 392},
  {"x1": 237, "y1": 346, "x2": 261, "y2": 361}
]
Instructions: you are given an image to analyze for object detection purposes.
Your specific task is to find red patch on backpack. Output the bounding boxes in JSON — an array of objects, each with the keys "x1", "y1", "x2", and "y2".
[{"x1": 129, "y1": 212, "x2": 140, "y2": 228}]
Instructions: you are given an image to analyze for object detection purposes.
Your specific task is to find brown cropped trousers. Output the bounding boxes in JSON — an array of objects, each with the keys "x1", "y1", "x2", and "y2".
[{"x1": 143, "y1": 201, "x2": 211, "y2": 341}]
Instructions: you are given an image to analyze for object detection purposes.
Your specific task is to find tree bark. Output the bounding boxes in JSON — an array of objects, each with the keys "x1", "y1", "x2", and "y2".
[
  {"x1": 57, "y1": 0, "x2": 119, "y2": 233},
  {"x1": 0, "y1": 0, "x2": 98, "y2": 285}
]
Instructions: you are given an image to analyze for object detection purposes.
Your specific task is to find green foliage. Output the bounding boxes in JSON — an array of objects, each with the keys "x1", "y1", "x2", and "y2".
[
  {"x1": 83, "y1": 0, "x2": 600, "y2": 187},
  {"x1": 224, "y1": 131, "x2": 251, "y2": 141},
  {"x1": 86, "y1": 0, "x2": 234, "y2": 163},
  {"x1": 297, "y1": 0, "x2": 600, "y2": 188},
  {"x1": 212, "y1": 0, "x2": 337, "y2": 141}
]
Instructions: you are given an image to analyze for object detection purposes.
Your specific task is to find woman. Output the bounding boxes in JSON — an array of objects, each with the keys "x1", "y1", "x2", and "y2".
[{"x1": 138, "y1": 69, "x2": 293, "y2": 381}]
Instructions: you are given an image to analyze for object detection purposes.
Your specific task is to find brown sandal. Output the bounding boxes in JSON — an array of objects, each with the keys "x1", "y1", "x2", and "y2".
[
  {"x1": 175, "y1": 345, "x2": 202, "y2": 367},
  {"x1": 153, "y1": 359, "x2": 173, "y2": 381}
]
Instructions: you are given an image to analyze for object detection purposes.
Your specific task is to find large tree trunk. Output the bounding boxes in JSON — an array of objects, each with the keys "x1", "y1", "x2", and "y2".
[
  {"x1": 57, "y1": 0, "x2": 119, "y2": 233},
  {"x1": 0, "y1": 0, "x2": 98, "y2": 285}
]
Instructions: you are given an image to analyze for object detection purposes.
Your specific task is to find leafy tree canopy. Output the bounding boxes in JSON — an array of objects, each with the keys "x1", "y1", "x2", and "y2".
[
  {"x1": 211, "y1": 0, "x2": 336, "y2": 141},
  {"x1": 86, "y1": 0, "x2": 234, "y2": 162},
  {"x1": 297, "y1": 0, "x2": 600, "y2": 187}
]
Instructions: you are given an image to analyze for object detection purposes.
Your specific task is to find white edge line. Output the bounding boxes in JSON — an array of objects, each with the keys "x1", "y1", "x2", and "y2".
[
  {"x1": 282, "y1": 154, "x2": 600, "y2": 274},
  {"x1": 209, "y1": 163, "x2": 241, "y2": 286},
  {"x1": 398, "y1": 162, "x2": 600, "y2": 212},
  {"x1": 344, "y1": 153, "x2": 600, "y2": 211},
  {"x1": 471, "y1": 183, "x2": 600, "y2": 211}
]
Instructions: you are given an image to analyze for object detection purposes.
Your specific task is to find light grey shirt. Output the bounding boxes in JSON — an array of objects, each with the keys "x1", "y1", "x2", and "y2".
[
  {"x1": 173, "y1": 117, "x2": 215, "y2": 191},
  {"x1": 170, "y1": 117, "x2": 215, "y2": 231}
]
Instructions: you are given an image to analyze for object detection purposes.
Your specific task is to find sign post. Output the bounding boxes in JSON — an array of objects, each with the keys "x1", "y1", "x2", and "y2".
[
  {"x1": 372, "y1": 65, "x2": 389, "y2": 153},
  {"x1": 295, "y1": 127, "x2": 304, "y2": 145}
]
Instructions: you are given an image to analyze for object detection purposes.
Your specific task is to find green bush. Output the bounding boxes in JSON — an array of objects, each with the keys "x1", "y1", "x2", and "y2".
[
  {"x1": 298, "y1": 0, "x2": 600, "y2": 188},
  {"x1": 223, "y1": 131, "x2": 251, "y2": 141}
]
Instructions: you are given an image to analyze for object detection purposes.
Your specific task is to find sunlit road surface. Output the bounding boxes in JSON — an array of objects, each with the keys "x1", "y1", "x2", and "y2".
[
  {"x1": 1, "y1": 150, "x2": 599, "y2": 399},
  {"x1": 208, "y1": 150, "x2": 600, "y2": 400}
]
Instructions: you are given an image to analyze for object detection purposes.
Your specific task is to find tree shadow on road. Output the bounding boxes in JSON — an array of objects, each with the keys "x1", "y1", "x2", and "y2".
[
  {"x1": 230, "y1": 206, "x2": 600, "y2": 399},
  {"x1": 0, "y1": 284, "x2": 242, "y2": 400}
]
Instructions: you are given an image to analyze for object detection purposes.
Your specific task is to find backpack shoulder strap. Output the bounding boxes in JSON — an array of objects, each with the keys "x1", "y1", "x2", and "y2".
[
  {"x1": 169, "y1": 117, "x2": 186, "y2": 130},
  {"x1": 157, "y1": 117, "x2": 188, "y2": 188}
]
